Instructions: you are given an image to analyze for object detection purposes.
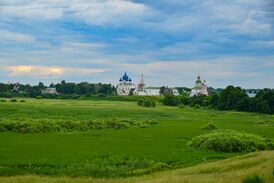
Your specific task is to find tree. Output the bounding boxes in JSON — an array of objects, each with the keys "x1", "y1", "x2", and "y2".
[
  {"x1": 160, "y1": 86, "x2": 173, "y2": 95},
  {"x1": 236, "y1": 97, "x2": 250, "y2": 111},
  {"x1": 217, "y1": 86, "x2": 247, "y2": 110},
  {"x1": 38, "y1": 82, "x2": 45, "y2": 89},
  {"x1": 162, "y1": 94, "x2": 180, "y2": 106},
  {"x1": 209, "y1": 93, "x2": 219, "y2": 107}
]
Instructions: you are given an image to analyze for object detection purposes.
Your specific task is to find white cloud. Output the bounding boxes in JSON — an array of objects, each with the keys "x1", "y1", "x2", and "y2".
[
  {"x1": 120, "y1": 56, "x2": 273, "y2": 87},
  {"x1": 0, "y1": 29, "x2": 35, "y2": 43},
  {"x1": 69, "y1": 0, "x2": 147, "y2": 26},
  {"x1": 4, "y1": 65, "x2": 106, "y2": 78},
  {"x1": 235, "y1": 18, "x2": 272, "y2": 35},
  {"x1": 0, "y1": 1, "x2": 64, "y2": 20},
  {"x1": 0, "y1": 0, "x2": 148, "y2": 25}
]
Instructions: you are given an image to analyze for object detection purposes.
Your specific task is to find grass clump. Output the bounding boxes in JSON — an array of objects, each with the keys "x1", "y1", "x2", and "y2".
[
  {"x1": 188, "y1": 130, "x2": 274, "y2": 153},
  {"x1": 137, "y1": 99, "x2": 156, "y2": 107},
  {"x1": 10, "y1": 98, "x2": 17, "y2": 102},
  {"x1": 242, "y1": 174, "x2": 265, "y2": 183},
  {"x1": 0, "y1": 99, "x2": 7, "y2": 102},
  {"x1": 201, "y1": 123, "x2": 218, "y2": 131},
  {"x1": 19, "y1": 99, "x2": 26, "y2": 103},
  {"x1": 36, "y1": 96, "x2": 43, "y2": 99}
]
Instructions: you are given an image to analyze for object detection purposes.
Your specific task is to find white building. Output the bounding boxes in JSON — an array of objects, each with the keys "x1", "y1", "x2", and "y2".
[
  {"x1": 246, "y1": 91, "x2": 256, "y2": 98},
  {"x1": 116, "y1": 73, "x2": 135, "y2": 95},
  {"x1": 134, "y1": 74, "x2": 179, "y2": 96},
  {"x1": 190, "y1": 75, "x2": 208, "y2": 97},
  {"x1": 41, "y1": 88, "x2": 59, "y2": 95}
]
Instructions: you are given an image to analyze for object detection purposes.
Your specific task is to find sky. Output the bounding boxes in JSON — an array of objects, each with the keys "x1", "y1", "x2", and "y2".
[{"x1": 0, "y1": 0, "x2": 274, "y2": 88}]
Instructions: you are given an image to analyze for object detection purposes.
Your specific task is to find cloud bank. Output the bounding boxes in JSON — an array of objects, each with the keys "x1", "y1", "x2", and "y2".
[{"x1": 0, "y1": 0, "x2": 273, "y2": 88}]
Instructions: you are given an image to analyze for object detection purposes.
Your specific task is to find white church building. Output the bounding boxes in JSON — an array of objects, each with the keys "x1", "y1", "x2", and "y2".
[
  {"x1": 190, "y1": 75, "x2": 208, "y2": 97},
  {"x1": 116, "y1": 73, "x2": 135, "y2": 95}
]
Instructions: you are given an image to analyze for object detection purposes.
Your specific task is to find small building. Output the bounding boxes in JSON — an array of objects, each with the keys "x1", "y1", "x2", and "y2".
[
  {"x1": 246, "y1": 91, "x2": 256, "y2": 98},
  {"x1": 190, "y1": 75, "x2": 208, "y2": 97},
  {"x1": 41, "y1": 88, "x2": 59, "y2": 95}
]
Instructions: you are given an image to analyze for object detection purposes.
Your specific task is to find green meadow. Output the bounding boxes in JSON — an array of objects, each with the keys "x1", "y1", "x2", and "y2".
[{"x1": 0, "y1": 98, "x2": 273, "y2": 180}]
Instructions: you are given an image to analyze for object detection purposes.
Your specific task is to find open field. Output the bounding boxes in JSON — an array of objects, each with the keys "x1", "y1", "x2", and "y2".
[
  {"x1": 0, "y1": 151, "x2": 273, "y2": 183},
  {"x1": 0, "y1": 98, "x2": 273, "y2": 180}
]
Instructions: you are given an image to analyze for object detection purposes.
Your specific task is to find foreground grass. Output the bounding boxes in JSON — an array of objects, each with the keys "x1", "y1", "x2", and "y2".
[
  {"x1": 0, "y1": 98, "x2": 273, "y2": 177},
  {"x1": 0, "y1": 151, "x2": 273, "y2": 183}
]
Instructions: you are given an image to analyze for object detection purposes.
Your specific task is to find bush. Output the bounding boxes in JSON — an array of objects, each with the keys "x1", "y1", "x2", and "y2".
[
  {"x1": 193, "y1": 104, "x2": 201, "y2": 109},
  {"x1": 137, "y1": 99, "x2": 156, "y2": 107},
  {"x1": 19, "y1": 100, "x2": 26, "y2": 103},
  {"x1": 242, "y1": 174, "x2": 265, "y2": 183},
  {"x1": 10, "y1": 99, "x2": 17, "y2": 102},
  {"x1": 188, "y1": 130, "x2": 274, "y2": 153},
  {"x1": 36, "y1": 96, "x2": 42, "y2": 99},
  {"x1": 0, "y1": 99, "x2": 7, "y2": 102},
  {"x1": 201, "y1": 123, "x2": 218, "y2": 130},
  {"x1": 162, "y1": 94, "x2": 179, "y2": 106}
]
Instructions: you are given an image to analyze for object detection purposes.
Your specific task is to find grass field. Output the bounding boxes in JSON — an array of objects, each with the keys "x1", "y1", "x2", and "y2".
[
  {"x1": 1, "y1": 151, "x2": 273, "y2": 183},
  {"x1": 0, "y1": 98, "x2": 273, "y2": 180}
]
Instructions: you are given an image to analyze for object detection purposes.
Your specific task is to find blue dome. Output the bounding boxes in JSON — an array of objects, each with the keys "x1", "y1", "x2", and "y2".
[{"x1": 122, "y1": 72, "x2": 129, "y2": 81}]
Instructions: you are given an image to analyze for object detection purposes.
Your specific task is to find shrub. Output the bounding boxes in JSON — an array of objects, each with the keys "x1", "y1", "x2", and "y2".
[
  {"x1": 201, "y1": 123, "x2": 218, "y2": 131},
  {"x1": 137, "y1": 99, "x2": 144, "y2": 106},
  {"x1": 10, "y1": 99, "x2": 17, "y2": 102},
  {"x1": 19, "y1": 100, "x2": 26, "y2": 103},
  {"x1": 162, "y1": 94, "x2": 179, "y2": 106},
  {"x1": 36, "y1": 96, "x2": 42, "y2": 99},
  {"x1": 0, "y1": 99, "x2": 7, "y2": 102},
  {"x1": 242, "y1": 174, "x2": 265, "y2": 183},
  {"x1": 193, "y1": 104, "x2": 201, "y2": 109},
  {"x1": 150, "y1": 162, "x2": 171, "y2": 172},
  {"x1": 137, "y1": 99, "x2": 156, "y2": 107},
  {"x1": 188, "y1": 130, "x2": 274, "y2": 153}
]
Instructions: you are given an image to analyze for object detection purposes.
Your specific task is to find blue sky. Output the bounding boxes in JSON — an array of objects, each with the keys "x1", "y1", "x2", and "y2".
[{"x1": 0, "y1": 0, "x2": 274, "y2": 88}]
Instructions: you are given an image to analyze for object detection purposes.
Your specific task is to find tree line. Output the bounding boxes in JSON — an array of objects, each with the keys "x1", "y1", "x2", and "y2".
[
  {"x1": 162, "y1": 86, "x2": 274, "y2": 114},
  {"x1": 0, "y1": 81, "x2": 116, "y2": 98}
]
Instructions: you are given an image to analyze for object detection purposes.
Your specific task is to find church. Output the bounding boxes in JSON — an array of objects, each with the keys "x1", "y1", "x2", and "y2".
[
  {"x1": 116, "y1": 73, "x2": 179, "y2": 96},
  {"x1": 190, "y1": 75, "x2": 208, "y2": 97},
  {"x1": 116, "y1": 73, "x2": 136, "y2": 95}
]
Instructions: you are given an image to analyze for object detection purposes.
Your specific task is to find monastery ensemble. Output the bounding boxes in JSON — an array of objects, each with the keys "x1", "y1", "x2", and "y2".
[{"x1": 116, "y1": 72, "x2": 179, "y2": 96}]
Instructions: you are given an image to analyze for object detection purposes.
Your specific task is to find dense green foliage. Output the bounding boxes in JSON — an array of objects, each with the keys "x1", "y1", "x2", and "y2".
[
  {"x1": 163, "y1": 86, "x2": 274, "y2": 114},
  {"x1": 162, "y1": 94, "x2": 180, "y2": 106},
  {"x1": 0, "y1": 118, "x2": 158, "y2": 133},
  {"x1": 137, "y1": 98, "x2": 156, "y2": 107},
  {"x1": 242, "y1": 174, "x2": 265, "y2": 183},
  {"x1": 0, "y1": 99, "x2": 273, "y2": 178},
  {"x1": 0, "y1": 81, "x2": 115, "y2": 98},
  {"x1": 189, "y1": 130, "x2": 274, "y2": 152}
]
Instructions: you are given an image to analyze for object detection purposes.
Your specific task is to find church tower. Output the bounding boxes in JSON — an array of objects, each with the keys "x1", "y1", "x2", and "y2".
[{"x1": 137, "y1": 74, "x2": 145, "y2": 91}]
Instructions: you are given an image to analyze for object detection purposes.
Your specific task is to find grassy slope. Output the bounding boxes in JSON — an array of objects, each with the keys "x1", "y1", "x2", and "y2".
[
  {"x1": 0, "y1": 151, "x2": 273, "y2": 183},
  {"x1": 0, "y1": 98, "x2": 273, "y2": 177}
]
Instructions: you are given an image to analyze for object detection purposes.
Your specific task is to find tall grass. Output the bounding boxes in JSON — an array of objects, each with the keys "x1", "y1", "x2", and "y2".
[{"x1": 0, "y1": 118, "x2": 158, "y2": 133}]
